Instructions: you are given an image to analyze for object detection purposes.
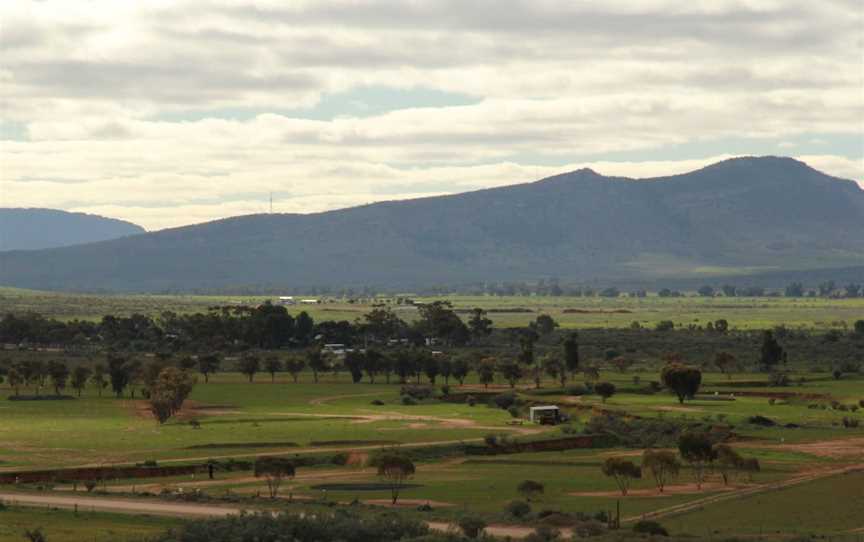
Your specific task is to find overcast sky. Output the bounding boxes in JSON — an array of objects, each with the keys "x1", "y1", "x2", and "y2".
[{"x1": 1, "y1": 0, "x2": 862, "y2": 230}]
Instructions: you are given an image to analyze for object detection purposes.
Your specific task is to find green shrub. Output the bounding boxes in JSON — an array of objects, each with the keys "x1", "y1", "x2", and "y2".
[
  {"x1": 457, "y1": 516, "x2": 487, "y2": 539},
  {"x1": 633, "y1": 520, "x2": 669, "y2": 536},
  {"x1": 506, "y1": 499, "x2": 531, "y2": 518},
  {"x1": 401, "y1": 395, "x2": 418, "y2": 406}
]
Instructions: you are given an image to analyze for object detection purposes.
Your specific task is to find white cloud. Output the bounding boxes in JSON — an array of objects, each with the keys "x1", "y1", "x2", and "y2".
[{"x1": 0, "y1": 0, "x2": 861, "y2": 229}]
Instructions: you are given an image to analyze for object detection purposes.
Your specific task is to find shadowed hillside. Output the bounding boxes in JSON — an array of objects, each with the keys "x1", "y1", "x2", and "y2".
[
  {"x1": 1, "y1": 157, "x2": 862, "y2": 292},
  {"x1": 0, "y1": 208, "x2": 145, "y2": 251}
]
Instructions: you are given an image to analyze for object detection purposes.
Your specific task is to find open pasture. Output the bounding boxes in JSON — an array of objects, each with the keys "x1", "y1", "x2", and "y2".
[
  {"x1": 0, "y1": 365, "x2": 862, "y2": 539},
  {"x1": 2, "y1": 287, "x2": 863, "y2": 330}
]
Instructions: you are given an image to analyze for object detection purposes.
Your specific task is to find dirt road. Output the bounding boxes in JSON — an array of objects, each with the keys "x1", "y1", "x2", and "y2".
[{"x1": 0, "y1": 491, "x2": 553, "y2": 539}]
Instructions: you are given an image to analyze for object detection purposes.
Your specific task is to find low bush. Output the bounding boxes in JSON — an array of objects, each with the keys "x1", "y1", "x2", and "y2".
[
  {"x1": 633, "y1": 520, "x2": 669, "y2": 536},
  {"x1": 457, "y1": 516, "x2": 487, "y2": 539},
  {"x1": 506, "y1": 499, "x2": 532, "y2": 518}
]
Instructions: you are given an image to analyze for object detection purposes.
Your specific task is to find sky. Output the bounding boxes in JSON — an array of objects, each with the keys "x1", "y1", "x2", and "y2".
[{"x1": 1, "y1": 0, "x2": 862, "y2": 231}]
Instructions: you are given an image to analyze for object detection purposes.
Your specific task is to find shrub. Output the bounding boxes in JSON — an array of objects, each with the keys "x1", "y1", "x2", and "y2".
[
  {"x1": 506, "y1": 499, "x2": 532, "y2": 518},
  {"x1": 400, "y1": 395, "x2": 418, "y2": 406},
  {"x1": 370, "y1": 399, "x2": 385, "y2": 406},
  {"x1": 466, "y1": 395, "x2": 476, "y2": 407},
  {"x1": 507, "y1": 405, "x2": 521, "y2": 418},
  {"x1": 747, "y1": 415, "x2": 776, "y2": 427},
  {"x1": 400, "y1": 385, "x2": 434, "y2": 400},
  {"x1": 517, "y1": 479, "x2": 545, "y2": 501},
  {"x1": 633, "y1": 520, "x2": 669, "y2": 536},
  {"x1": 572, "y1": 520, "x2": 605, "y2": 537},
  {"x1": 440, "y1": 384, "x2": 450, "y2": 396},
  {"x1": 457, "y1": 516, "x2": 487, "y2": 539},
  {"x1": 566, "y1": 384, "x2": 588, "y2": 396},
  {"x1": 493, "y1": 392, "x2": 518, "y2": 410},
  {"x1": 842, "y1": 417, "x2": 860, "y2": 428},
  {"x1": 524, "y1": 525, "x2": 562, "y2": 542}
]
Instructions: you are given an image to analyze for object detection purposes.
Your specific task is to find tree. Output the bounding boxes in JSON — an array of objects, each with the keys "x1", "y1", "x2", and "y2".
[
  {"x1": 237, "y1": 354, "x2": 260, "y2": 383},
  {"x1": 451, "y1": 356, "x2": 470, "y2": 385},
  {"x1": 498, "y1": 360, "x2": 523, "y2": 388},
  {"x1": 7, "y1": 367, "x2": 22, "y2": 396},
  {"x1": 759, "y1": 331, "x2": 786, "y2": 370},
  {"x1": 713, "y1": 352, "x2": 738, "y2": 379},
  {"x1": 294, "y1": 311, "x2": 315, "y2": 345},
  {"x1": 47, "y1": 360, "x2": 69, "y2": 395},
  {"x1": 697, "y1": 285, "x2": 714, "y2": 297},
  {"x1": 416, "y1": 301, "x2": 470, "y2": 346},
  {"x1": 264, "y1": 356, "x2": 282, "y2": 383},
  {"x1": 283, "y1": 355, "x2": 305, "y2": 383},
  {"x1": 534, "y1": 314, "x2": 558, "y2": 336},
  {"x1": 714, "y1": 444, "x2": 743, "y2": 485},
  {"x1": 467, "y1": 308, "x2": 493, "y2": 342},
  {"x1": 856, "y1": 320, "x2": 864, "y2": 335},
  {"x1": 594, "y1": 382, "x2": 616, "y2": 403},
  {"x1": 543, "y1": 354, "x2": 567, "y2": 388},
  {"x1": 148, "y1": 367, "x2": 196, "y2": 424},
  {"x1": 254, "y1": 456, "x2": 296, "y2": 498},
  {"x1": 563, "y1": 332, "x2": 580, "y2": 378},
  {"x1": 478, "y1": 358, "x2": 496, "y2": 388},
  {"x1": 375, "y1": 453, "x2": 415, "y2": 505},
  {"x1": 713, "y1": 319, "x2": 729, "y2": 333},
  {"x1": 610, "y1": 356, "x2": 633, "y2": 373},
  {"x1": 422, "y1": 355, "x2": 440, "y2": 384},
  {"x1": 642, "y1": 450, "x2": 680, "y2": 493},
  {"x1": 70, "y1": 366, "x2": 91, "y2": 397},
  {"x1": 740, "y1": 457, "x2": 761, "y2": 481},
  {"x1": 518, "y1": 328, "x2": 539, "y2": 366},
  {"x1": 344, "y1": 350, "x2": 365, "y2": 383},
  {"x1": 360, "y1": 307, "x2": 405, "y2": 344},
  {"x1": 107, "y1": 354, "x2": 132, "y2": 397},
  {"x1": 721, "y1": 284, "x2": 737, "y2": 297},
  {"x1": 601, "y1": 457, "x2": 641, "y2": 496},
  {"x1": 678, "y1": 433, "x2": 716, "y2": 489},
  {"x1": 91, "y1": 364, "x2": 108, "y2": 396},
  {"x1": 458, "y1": 516, "x2": 487, "y2": 539},
  {"x1": 785, "y1": 282, "x2": 805, "y2": 297},
  {"x1": 197, "y1": 353, "x2": 221, "y2": 383},
  {"x1": 306, "y1": 348, "x2": 330, "y2": 383},
  {"x1": 661, "y1": 364, "x2": 702, "y2": 404},
  {"x1": 517, "y1": 479, "x2": 544, "y2": 501}
]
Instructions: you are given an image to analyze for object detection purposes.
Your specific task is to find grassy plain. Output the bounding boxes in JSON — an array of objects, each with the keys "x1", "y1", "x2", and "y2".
[
  {"x1": 0, "y1": 368, "x2": 862, "y2": 539},
  {"x1": 2, "y1": 287, "x2": 863, "y2": 330},
  {"x1": 0, "y1": 506, "x2": 179, "y2": 542}
]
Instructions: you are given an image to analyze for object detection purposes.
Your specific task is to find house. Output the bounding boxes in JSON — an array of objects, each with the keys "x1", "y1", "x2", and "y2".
[
  {"x1": 300, "y1": 299, "x2": 321, "y2": 305},
  {"x1": 278, "y1": 296, "x2": 296, "y2": 305}
]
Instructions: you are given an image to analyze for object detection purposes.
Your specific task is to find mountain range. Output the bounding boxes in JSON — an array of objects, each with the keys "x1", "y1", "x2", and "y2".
[
  {"x1": 0, "y1": 208, "x2": 145, "y2": 252},
  {"x1": 0, "y1": 156, "x2": 862, "y2": 292}
]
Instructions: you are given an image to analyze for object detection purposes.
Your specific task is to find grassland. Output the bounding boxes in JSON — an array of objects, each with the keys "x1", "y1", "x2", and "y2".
[
  {"x1": 0, "y1": 365, "x2": 862, "y2": 539},
  {"x1": 2, "y1": 286, "x2": 863, "y2": 330},
  {"x1": 0, "y1": 506, "x2": 179, "y2": 542}
]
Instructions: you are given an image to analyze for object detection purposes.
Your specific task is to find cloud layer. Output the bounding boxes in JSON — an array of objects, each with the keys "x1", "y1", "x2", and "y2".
[{"x1": 1, "y1": 0, "x2": 861, "y2": 230}]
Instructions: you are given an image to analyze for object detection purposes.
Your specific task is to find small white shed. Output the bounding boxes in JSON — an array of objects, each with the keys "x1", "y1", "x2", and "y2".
[{"x1": 529, "y1": 405, "x2": 561, "y2": 423}]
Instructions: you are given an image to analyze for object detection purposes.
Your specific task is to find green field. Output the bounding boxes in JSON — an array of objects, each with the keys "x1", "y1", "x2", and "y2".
[
  {"x1": 2, "y1": 287, "x2": 863, "y2": 330},
  {"x1": 0, "y1": 507, "x2": 179, "y2": 542},
  {"x1": 1, "y1": 365, "x2": 862, "y2": 539}
]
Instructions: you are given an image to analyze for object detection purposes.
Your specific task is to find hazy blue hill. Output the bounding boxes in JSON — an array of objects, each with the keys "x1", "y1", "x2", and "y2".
[
  {"x1": 0, "y1": 157, "x2": 861, "y2": 292},
  {"x1": 0, "y1": 208, "x2": 145, "y2": 251}
]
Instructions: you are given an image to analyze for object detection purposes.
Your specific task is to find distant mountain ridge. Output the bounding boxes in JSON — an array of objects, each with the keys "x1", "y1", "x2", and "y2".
[
  {"x1": 0, "y1": 208, "x2": 145, "y2": 252},
  {"x1": 0, "y1": 156, "x2": 862, "y2": 292}
]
